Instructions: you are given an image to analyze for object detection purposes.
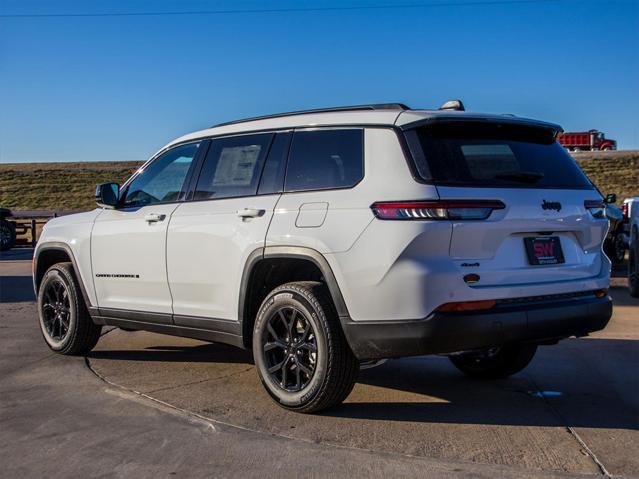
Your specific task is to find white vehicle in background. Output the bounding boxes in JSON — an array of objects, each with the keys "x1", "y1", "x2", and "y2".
[
  {"x1": 627, "y1": 197, "x2": 639, "y2": 297},
  {"x1": 32, "y1": 101, "x2": 613, "y2": 413}
]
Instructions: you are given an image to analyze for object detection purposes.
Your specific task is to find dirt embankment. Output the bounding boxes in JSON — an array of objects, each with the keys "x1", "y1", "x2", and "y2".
[
  {"x1": 0, "y1": 161, "x2": 142, "y2": 211},
  {"x1": 572, "y1": 150, "x2": 639, "y2": 200},
  {"x1": 0, "y1": 151, "x2": 637, "y2": 212}
]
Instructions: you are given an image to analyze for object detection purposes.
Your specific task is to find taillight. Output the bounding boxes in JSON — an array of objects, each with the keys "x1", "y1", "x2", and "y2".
[
  {"x1": 584, "y1": 199, "x2": 605, "y2": 219},
  {"x1": 622, "y1": 202, "x2": 629, "y2": 220},
  {"x1": 371, "y1": 200, "x2": 505, "y2": 221}
]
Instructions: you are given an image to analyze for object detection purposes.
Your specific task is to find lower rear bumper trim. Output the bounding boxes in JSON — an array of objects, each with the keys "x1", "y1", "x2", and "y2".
[{"x1": 342, "y1": 296, "x2": 612, "y2": 360}]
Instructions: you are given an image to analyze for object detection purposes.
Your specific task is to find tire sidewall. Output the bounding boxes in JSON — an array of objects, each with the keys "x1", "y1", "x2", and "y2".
[
  {"x1": 37, "y1": 267, "x2": 78, "y2": 352},
  {"x1": 253, "y1": 287, "x2": 329, "y2": 408}
]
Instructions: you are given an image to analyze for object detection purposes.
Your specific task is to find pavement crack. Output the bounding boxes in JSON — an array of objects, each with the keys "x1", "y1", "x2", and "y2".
[{"x1": 524, "y1": 374, "x2": 613, "y2": 478}]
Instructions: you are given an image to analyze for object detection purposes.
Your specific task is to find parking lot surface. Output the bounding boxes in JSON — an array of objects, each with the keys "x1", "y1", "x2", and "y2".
[{"x1": 1, "y1": 249, "x2": 637, "y2": 478}]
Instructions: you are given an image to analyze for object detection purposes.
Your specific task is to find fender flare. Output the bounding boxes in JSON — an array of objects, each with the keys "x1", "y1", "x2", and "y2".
[
  {"x1": 238, "y1": 246, "x2": 350, "y2": 345},
  {"x1": 34, "y1": 242, "x2": 95, "y2": 310}
]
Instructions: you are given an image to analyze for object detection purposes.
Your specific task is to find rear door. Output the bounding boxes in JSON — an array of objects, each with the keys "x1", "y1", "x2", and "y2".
[
  {"x1": 167, "y1": 132, "x2": 288, "y2": 324},
  {"x1": 91, "y1": 142, "x2": 202, "y2": 315},
  {"x1": 404, "y1": 121, "x2": 608, "y2": 288}
]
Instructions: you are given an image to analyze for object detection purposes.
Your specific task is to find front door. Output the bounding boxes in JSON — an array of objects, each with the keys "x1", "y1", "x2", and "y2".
[{"x1": 91, "y1": 141, "x2": 202, "y2": 316}]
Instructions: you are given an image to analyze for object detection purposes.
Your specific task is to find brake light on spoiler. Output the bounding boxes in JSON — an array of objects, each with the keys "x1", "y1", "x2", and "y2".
[{"x1": 371, "y1": 200, "x2": 505, "y2": 220}]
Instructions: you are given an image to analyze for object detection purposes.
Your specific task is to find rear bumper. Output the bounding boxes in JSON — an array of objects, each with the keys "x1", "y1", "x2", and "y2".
[{"x1": 342, "y1": 295, "x2": 612, "y2": 360}]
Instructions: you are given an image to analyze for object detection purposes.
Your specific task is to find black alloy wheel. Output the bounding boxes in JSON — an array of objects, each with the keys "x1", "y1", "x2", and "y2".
[
  {"x1": 262, "y1": 306, "x2": 318, "y2": 392},
  {"x1": 38, "y1": 263, "x2": 102, "y2": 354},
  {"x1": 253, "y1": 281, "x2": 359, "y2": 413},
  {"x1": 41, "y1": 278, "x2": 72, "y2": 342}
]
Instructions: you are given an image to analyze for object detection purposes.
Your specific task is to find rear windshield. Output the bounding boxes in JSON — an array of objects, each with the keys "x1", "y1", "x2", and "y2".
[{"x1": 404, "y1": 122, "x2": 593, "y2": 189}]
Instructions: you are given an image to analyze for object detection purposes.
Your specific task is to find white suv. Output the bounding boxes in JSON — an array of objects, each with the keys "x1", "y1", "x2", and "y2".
[{"x1": 33, "y1": 102, "x2": 613, "y2": 412}]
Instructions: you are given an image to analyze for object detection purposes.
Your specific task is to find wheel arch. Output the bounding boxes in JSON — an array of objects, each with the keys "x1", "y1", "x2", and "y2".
[
  {"x1": 34, "y1": 242, "x2": 94, "y2": 310},
  {"x1": 238, "y1": 246, "x2": 349, "y2": 349}
]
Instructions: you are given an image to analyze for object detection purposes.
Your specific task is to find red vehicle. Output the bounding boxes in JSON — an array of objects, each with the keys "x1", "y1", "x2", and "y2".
[{"x1": 559, "y1": 129, "x2": 617, "y2": 151}]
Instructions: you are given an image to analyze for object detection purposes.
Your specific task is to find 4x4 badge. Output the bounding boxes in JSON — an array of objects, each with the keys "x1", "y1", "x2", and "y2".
[{"x1": 541, "y1": 200, "x2": 562, "y2": 212}]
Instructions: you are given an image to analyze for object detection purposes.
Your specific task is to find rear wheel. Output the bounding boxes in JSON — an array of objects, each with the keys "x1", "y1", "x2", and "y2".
[
  {"x1": 37, "y1": 263, "x2": 102, "y2": 355},
  {"x1": 449, "y1": 344, "x2": 537, "y2": 379},
  {"x1": 604, "y1": 233, "x2": 626, "y2": 264},
  {"x1": 253, "y1": 281, "x2": 359, "y2": 413},
  {"x1": 0, "y1": 219, "x2": 16, "y2": 251}
]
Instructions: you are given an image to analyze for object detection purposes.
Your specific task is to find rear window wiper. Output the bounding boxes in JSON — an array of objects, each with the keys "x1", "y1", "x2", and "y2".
[{"x1": 492, "y1": 171, "x2": 544, "y2": 183}]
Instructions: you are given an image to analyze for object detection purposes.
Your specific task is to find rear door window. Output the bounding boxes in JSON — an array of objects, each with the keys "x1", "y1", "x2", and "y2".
[
  {"x1": 285, "y1": 129, "x2": 364, "y2": 192},
  {"x1": 405, "y1": 122, "x2": 593, "y2": 189},
  {"x1": 194, "y1": 133, "x2": 273, "y2": 200}
]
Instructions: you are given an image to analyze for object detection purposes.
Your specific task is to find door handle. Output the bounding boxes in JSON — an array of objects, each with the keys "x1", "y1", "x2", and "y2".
[
  {"x1": 237, "y1": 208, "x2": 265, "y2": 219},
  {"x1": 144, "y1": 213, "x2": 166, "y2": 223}
]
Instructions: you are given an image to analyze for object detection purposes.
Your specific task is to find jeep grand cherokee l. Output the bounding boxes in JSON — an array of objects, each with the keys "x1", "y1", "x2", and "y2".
[{"x1": 33, "y1": 102, "x2": 612, "y2": 412}]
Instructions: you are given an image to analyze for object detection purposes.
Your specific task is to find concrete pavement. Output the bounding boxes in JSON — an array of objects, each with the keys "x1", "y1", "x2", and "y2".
[{"x1": 1, "y1": 249, "x2": 637, "y2": 478}]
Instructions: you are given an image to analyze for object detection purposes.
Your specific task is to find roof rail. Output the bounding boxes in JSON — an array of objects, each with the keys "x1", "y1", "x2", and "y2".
[{"x1": 211, "y1": 103, "x2": 410, "y2": 128}]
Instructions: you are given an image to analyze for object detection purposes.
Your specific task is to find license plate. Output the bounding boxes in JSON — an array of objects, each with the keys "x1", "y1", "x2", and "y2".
[{"x1": 524, "y1": 236, "x2": 565, "y2": 265}]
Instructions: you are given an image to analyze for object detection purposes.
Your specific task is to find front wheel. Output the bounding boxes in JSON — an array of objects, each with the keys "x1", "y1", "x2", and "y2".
[
  {"x1": 449, "y1": 344, "x2": 537, "y2": 379},
  {"x1": 37, "y1": 263, "x2": 102, "y2": 355},
  {"x1": 253, "y1": 281, "x2": 359, "y2": 413}
]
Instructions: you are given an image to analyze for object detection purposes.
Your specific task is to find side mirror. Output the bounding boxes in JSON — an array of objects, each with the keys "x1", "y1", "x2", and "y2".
[
  {"x1": 605, "y1": 193, "x2": 617, "y2": 204},
  {"x1": 95, "y1": 183, "x2": 120, "y2": 208}
]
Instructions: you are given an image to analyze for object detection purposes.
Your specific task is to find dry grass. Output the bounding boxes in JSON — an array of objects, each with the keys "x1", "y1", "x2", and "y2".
[
  {"x1": 0, "y1": 161, "x2": 142, "y2": 211},
  {"x1": 572, "y1": 150, "x2": 639, "y2": 200},
  {"x1": 1, "y1": 150, "x2": 637, "y2": 212}
]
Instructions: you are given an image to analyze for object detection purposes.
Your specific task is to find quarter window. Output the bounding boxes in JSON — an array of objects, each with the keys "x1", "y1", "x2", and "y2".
[
  {"x1": 285, "y1": 129, "x2": 364, "y2": 192},
  {"x1": 122, "y1": 142, "x2": 200, "y2": 207},
  {"x1": 194, "y1": 134, "x2": 273, "y2": 200}
]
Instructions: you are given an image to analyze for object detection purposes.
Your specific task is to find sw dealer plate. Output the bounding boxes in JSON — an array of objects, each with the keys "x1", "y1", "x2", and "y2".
[{"x1": 524, "y1": 236, "x2": 565, "y2": 265}]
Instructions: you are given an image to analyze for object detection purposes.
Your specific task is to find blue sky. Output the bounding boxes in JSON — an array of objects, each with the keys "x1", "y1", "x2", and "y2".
[{"x1": 1, "y1": 0, "x2": 637, "y2": 163}]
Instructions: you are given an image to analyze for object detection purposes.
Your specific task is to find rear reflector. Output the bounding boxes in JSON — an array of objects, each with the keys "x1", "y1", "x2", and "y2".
[
  {"x1": 371, "y1": 200, "x2": 505, "y2": 221},
  {"x1": 435, "y1": 300, "x2": 497, "y2": 312},
  {"x1": 594, "y1": 289, "x2": 608, "y2": 298}
]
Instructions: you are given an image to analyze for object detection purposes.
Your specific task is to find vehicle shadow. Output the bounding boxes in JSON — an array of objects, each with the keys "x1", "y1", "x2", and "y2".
[
  {"x1": 0, "y1": 276, "x2": 35, "y2": 302},
  {"x1": 88, "y1": 332, "x2": 638, "y2": 430},
  {"x1": 323, "y1": 337, "x2": 638, "y2": 430},
  {"x1": 88, "y1": 342, "x2": 254, "y2": 365}
]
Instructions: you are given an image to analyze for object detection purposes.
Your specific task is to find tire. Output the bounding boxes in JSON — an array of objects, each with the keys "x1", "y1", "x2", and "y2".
[
  {"x1": 0, "y1": 218, "x2": 16, "y2": 251},
  {"x1": 604, "y1": 233, "x2": 626, "y2": 264},
  {"x1": 37, "y1": 262, "x2": 102, "y2": 355},
  {"x1": 253, "y1": 281, "x2": 359, "y2": 413},
  {"x1": 449, "y1": 344, "x2": 537, "y2": 380},
  {"x1": 629, "y1": 230, "x2": 639, "y2": 298}
]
